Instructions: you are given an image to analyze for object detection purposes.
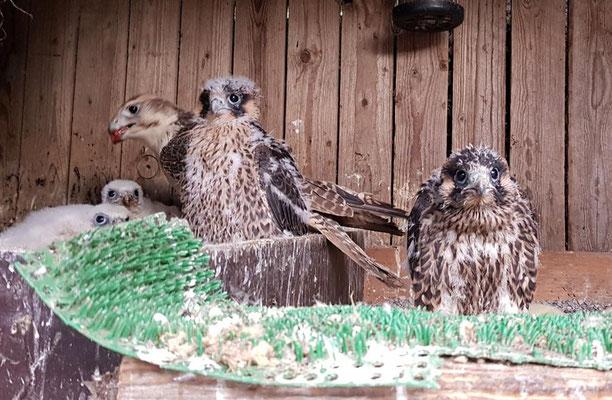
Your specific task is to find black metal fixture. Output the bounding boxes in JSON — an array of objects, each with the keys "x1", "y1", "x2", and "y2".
[{"x1": 392, "y1": 0, "x2": 464, "y2": 32}]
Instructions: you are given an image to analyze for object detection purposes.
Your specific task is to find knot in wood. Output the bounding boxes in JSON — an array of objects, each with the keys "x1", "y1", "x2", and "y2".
[
  {"x1": 136, "y1": 154, "x2": 160, "y2": 180},
  {"x1": 300, "y1": 49, "x2": 311, "y2": 64}
]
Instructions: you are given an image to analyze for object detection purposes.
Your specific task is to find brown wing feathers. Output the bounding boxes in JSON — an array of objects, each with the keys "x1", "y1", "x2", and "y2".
[
  {"x1": 305, "y1": 179, "x2": 408, "y2": 235},
  {"x1": 253, "y1": 132, "x2": 309, "y2": 236}
]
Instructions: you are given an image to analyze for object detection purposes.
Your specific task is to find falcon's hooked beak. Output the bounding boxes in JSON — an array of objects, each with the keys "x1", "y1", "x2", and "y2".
[
  {"x1": 461, "y1": 171, "x2": 496, "y2": 208},
  {"x1": 210, "y1": 95, "x2": 231, "y2": 115},
  {"x1": 120, "y1": 194, "x2": 138, "y2": 208},
  {"x1": 465, "y1": 171, "x2": 491, "y2": 198},
  {"x1": 108, "y1": 122, "x2": 135, "y2": 144}
]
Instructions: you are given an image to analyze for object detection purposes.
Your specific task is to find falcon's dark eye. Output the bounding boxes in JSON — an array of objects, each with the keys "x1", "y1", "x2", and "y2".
[
  {"x1": 108, "y1": 190, "x2": 116, "y2": 199},
  {"x1": 228, "y1": 93, "x2": 241, "y2": 104},
  {"x1": 133, "y1": 189, "x2": 140, "y2": 198},
  {"x1": 128, "y1": 105, "x2": 139, "y2": 114},
  {"x1": 490, "y1": 168, "x2": 499, "y2": 181},
  {"x1": 455, "y1": 170, "x2": 468, "y2": 184},
  {"x1": 94, "y1": 213, "x2": 109, "y2": 226}
]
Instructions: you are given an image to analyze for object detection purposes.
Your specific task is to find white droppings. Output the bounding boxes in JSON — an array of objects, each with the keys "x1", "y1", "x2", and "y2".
[
  {"x1": 136, "y1": 346, "x2": 180, "y2": 364},
  {"x1": 290, "y1": 119, "x2": 304, "y2": 135},
  {"x1": 207, "y1": 315, "x2": 242, "y2": 338},
  {"x1": 153, "y1": 313, "x2": 169, "y2": 324},
  {"x1": 247, "y1": 312, "x2": 262, "y2": 324},
  {"x1": 208, "y1": 305, "x2": 223, "y2": 319}
]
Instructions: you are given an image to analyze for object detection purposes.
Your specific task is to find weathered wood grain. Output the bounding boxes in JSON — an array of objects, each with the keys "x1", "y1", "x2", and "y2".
[
  {"x1": 176, "y1": 0, "x2": 234, "y2": 113},
  {"x1": 207, "y1": 231, "x2": 365, "y2": 306},
  {"x1": 117, "y1": 355, "x2": 612, "y2": 399},
  {"x1": 452, "y1": 0, "x2": 506, "y2": 153},
  {"x1": 0, "y1": 1, "x2": 30, "y2": 228},
  {"x1": 16, "y1": 0, "x2": 78, "y2": 218},
  {"x1": 121, "y1": 0, "x2": 181, "y2": 203},
  {"x1": 510, "y1": 0, "x2": 566, "y2": 251},
  {"x1": 363, "y1": 247, "x2": 612, "y2": 305},
  {"x1": 338, "y1": 0, "x2": 394, "y2": 245},
  {"x1": 0, "y1": 252, "x2": 122, "y2": 399},
  {"x1": 393, "y1": 33, "x2": 449, "y2": 223},
  {"x1": 535, "y1": 251, "x2": 612, "y2": 304},
  {"x1": 67, "y1": 0, "x2": 129, "y2": 205},
  {"x1": 364, "y1": 245, "x2": 410, "y2": 304},
  {"x1": 285, "y1": 0, "x2": 340, "y2": 182},
  {"x1": 234, "y1": 0, "x2": 287, "y2": 139},
  {"x1": 567, "y1": 0, "x2": 612, "y2": 251},
  {"x1": 3, "y1": 0, "x2": 612, "y2": 257}
]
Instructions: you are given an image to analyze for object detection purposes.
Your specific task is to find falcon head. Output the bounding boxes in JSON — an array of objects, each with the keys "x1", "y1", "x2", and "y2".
[
  {"x1": 101, "y1": 179, "x2": 144, "y2": 211},
  {"x1": 108, "y1": 95, "x2": 181, "y2": 145},
  {"x1": 199, "y1": 76, "x2": 261, "y2": 121},
  {"x1": 90, "y1": 203, "x2": 131, "y2": 227},
  {"x1": 438, "y1": 146, "x2": 517, "y2": 209}
]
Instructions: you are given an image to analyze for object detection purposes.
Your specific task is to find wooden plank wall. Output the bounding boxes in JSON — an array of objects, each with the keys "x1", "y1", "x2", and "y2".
[{"x1": 0, "y1": 0, "x2": 610, "y2": 252}]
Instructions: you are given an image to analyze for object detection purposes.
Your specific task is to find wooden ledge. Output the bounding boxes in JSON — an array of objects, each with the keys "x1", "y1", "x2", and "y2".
[
  {"x1": 204, "y1": 231, "x2": 366, "y2": 306},
  {"x1": 116, "y1": 250, "x2": 612, "y2": 399},
  {"x1": 117, "y1": 356, "x2": 612, "y2": 399},
  {"x1": 364, "y1": 248, "x2": 612, "y2": 305}
]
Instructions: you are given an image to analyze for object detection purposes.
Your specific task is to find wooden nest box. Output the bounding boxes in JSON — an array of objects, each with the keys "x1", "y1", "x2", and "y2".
[{"x1": 205, "y1": 230, "x2": 367, "y2": 306}]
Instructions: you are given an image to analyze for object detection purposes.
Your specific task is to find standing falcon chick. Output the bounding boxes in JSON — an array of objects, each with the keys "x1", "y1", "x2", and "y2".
[
  {"x1": 159, "y1": 76, "x2": 406, "y2": 287},
  {"x1": 101, "y1": 179, "x2": 181, "y2": 218},
  {"x1": 405, "y1": 146, "x2": 540, "y2": 315},
  {"x1": 0, "y1": 204, "x2": 131, "y2": 251}
]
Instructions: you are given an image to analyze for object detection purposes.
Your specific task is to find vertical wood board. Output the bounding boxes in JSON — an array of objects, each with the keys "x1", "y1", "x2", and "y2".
[
  {"x1": 234, "y1": 0, "x2": 287, "y2": 139},
  {"x1": 393, "y1": 33, "x2": 449, "y2": 215},
  {"x1": 17, "y1": 0, "x2": 79, "y2": 218},
  {"x1": 285, "y1": 0, "x2": 340, "y2": 182},
  {"x1": 68, "y1": 0, "x2": 129, "y2": 205},
  {"x1": 567, "y1": 0, "x2": 612, "y2": 251},
  {"x1": 121, "y1": 0, "x2": 181, "y2": 203},
  {"x1": 452, "y1": 0, "x2": 506, "y2": 154},
  {"x1": 177, "y1": 0, "x2": 234, "y2": 113},
  {"x1": 510, "y1": 0, "x2": 566, "y2": 251},
  {"x1": 338, "y1": 0, "x2": 394, "y2": 245},
  {"x1": 0, "y1": 1, "x2": 30, "y2": 227}
]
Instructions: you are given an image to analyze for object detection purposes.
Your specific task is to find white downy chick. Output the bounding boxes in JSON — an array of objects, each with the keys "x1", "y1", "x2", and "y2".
[
  {"x1": 0, "y1": 203, "x2": 131, "y2": 251},
  {"x1": 101, "y1": 179, "x2": 181, "y2": 219}
]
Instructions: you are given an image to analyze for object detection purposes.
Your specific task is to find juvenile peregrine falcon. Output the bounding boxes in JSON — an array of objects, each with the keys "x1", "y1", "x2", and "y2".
[
  {"x1": 158, "y1": 76, "x2": 406, "y2": 286},
  {"x1": 108, "y1": 94, "x2": 205, "y2": 186},
  {"x1": 405, "y1": 146, "x2": 540, "y2": 314}
]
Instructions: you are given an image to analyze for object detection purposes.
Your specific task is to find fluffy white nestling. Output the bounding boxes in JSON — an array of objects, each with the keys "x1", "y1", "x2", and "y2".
[
  {"x1": 101, "y1": 179, "x2": 181, "y2": 219},
  {"x1": 0, "y1": 203, "x2": 131, "y2": 251}
]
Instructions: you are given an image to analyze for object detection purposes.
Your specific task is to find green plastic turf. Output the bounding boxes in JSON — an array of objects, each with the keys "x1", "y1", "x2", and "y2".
[{"x1": 13, "y1": 214, "x2": 612, "y2": 388}]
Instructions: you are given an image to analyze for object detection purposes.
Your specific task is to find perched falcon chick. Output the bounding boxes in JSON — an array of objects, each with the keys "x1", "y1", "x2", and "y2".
[
  {"x1": 405, "y1": 146, "x2": 540, "y2": 315},
  {"x1": 108, "y1": 94, "x2": 204, "y2": 185},
  {"x1": 159, "y1": 76, "x2": 407, "y2": 287},
  {"x1": 101, "y1": 179, "x2": 181, "y2": 218},
  {"x1": 0, "y1": 204, "x2": 131, "y2": 251}
]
